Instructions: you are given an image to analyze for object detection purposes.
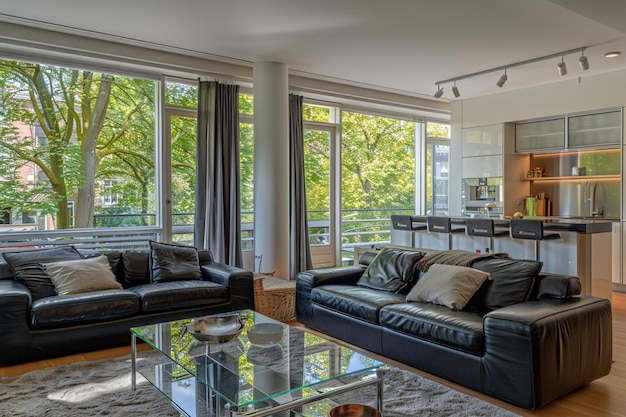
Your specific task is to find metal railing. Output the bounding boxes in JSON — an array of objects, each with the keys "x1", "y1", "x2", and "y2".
[{"x1": 0, "y1": 208, "x2": 415, "y2": 256}]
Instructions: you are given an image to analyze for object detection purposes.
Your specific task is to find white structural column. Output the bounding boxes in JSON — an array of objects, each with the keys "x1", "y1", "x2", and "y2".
[{"x1": 253, "y1": 62, "x2": 290, "y2": 278}]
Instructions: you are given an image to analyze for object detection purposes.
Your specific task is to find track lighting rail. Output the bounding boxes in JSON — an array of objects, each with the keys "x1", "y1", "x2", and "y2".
[{"x1": 434, "y1": 46, "x2": 588, "y2": 97}]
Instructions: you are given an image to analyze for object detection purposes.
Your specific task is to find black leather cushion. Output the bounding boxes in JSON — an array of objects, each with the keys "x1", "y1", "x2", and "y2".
[
  {"x1": 536, "y1": 274, "x2": 581, "y2": 299},
  {"x1": 30, "y1": 289, "x2": 139, "y2": 329},
  {"x1": 466, "y1": 257, "x2": 543, "y2": 312},
  {"x1": 356, "y1": 248, "x2": 423, "y2": 293},
  {"x1": 379, "y1": 302, "x2": 485, "y2": 356},
  {"x1": 131, "y1": 280, "x2": 229, "y2": 312},
  {"x1": 2, "y1": 246, "x2": 82, "y2": 300},
  {"x1": 120, "y1": 251, "x2": 150, "y2": 287},
  {"x1": 149, "y1": 241, "x2": 202, "y2": 283},
  {"x1": 311, "y1": 285, "x2": 406, "y2": 324}
]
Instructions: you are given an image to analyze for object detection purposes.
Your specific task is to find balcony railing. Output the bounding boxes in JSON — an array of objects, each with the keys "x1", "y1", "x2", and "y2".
[{"x1": 0, "y1": 208, "x2": 416, "y2": 257}]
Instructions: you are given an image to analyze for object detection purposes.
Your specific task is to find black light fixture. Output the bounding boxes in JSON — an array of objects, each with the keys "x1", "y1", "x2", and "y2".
[
  {"x1": 557, "y1": 56, "x2": 567, "y2": 76},
  {"x1": 496, "y1": 69, "x2": 508, "y2": 87},
  {"x1": 579, "y1": 51, "x2": 590, "y2": 71},
  {"x1": 452, "y1": 82, "x2": 460, "y2": 98},
  {"x1": 434, "y1": 85, "x2": 444, "y2": 98}
]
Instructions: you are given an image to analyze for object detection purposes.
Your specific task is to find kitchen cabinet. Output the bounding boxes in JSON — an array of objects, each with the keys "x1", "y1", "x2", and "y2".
[
  {"x1": 462, "y1": 124, "x2": 503, "y2": 157},
  {"x1": 568, "y1": 109, "x2": 621, "y2": 148},
  {"x1": 515, "y1": 117, "x2": 565, "y2": 152},
  {"x1": 461, "y1": 155, "x2": 503, "y2": 178}
]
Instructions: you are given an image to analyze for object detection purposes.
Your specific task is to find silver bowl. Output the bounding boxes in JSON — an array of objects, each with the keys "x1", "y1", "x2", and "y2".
[{"x1": 186, "y1": 314, "x2": 246, "y2": 344}]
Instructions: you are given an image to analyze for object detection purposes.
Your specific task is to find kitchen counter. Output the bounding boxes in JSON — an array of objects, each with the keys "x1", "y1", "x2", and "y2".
[
  {"x1": 397, "y1": 215, "x2": 614, "y2": 234},
  {"x1": 391, "y1": 215, "x2": 614, "y2": 300}
]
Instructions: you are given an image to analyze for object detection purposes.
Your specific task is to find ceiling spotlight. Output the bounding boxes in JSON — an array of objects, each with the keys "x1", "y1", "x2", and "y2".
[
  {"x1": 603, "y1": 51, "x2": 621, "y2": 58},
  {"x1": 496, "y1": 70, "x2": 507, "y2": 87},
  {"x1": 434, "y1": 85, "x2": 444, "y2": 98},
  {"x1": 557, "y1": 57, "x2": 567, "y2": 76},
  {"x1": 452, "y1": 82, "x2": 460, "y2": 98},
  {"x1": 579, "y1": 51, "x2": 589, "y2": 71}
]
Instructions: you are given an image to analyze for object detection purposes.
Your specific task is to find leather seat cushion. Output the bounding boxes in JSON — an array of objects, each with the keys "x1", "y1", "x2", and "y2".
[
  {"x1": 311, "y1": 285, "x2": 406, "y2": 324},
  {"x1": 379, "y1": 302, "x2": 485, "y2": 355},
  {"x1": 131, "y1": 280, "x2": 229, "y2": 312},
  {"x1": 30, "y1": 290, "x2": 139, "y2": 329}
]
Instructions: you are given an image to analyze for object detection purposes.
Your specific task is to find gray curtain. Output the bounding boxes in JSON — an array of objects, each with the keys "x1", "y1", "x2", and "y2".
[
  {"x1": 195, "y1": 81, "x2": 243, "y2": 267},
  {"x1": 289, "y1": 94, "x2": 313, "y2": 278}
]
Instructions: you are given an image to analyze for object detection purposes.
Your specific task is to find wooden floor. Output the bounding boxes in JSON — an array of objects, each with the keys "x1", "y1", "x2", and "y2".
[{"x1": 2, "y1": 293, "x2": 626, "y2": 417}]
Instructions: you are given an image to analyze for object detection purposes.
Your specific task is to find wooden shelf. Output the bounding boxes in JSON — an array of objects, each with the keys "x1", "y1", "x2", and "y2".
[{"x1": 521, "y1": 174, "x2": 620, "y2": 181}]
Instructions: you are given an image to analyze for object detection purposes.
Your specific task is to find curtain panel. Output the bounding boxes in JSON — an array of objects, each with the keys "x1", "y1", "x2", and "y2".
[
  {"x1": 195, "y1": 81, "x2": 243, "y2": 267},
  {"x1": 289, "y1": 94, "x2": 313, "y2": 278}
]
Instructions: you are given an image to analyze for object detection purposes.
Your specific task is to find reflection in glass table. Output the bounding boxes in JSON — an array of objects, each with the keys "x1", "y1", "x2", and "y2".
[{"x1": 131, "y1": 310, "x2": 386, "y2": 417}]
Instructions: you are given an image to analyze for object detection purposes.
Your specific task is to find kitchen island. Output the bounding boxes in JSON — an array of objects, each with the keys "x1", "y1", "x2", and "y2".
[{"x1": 390, "y1": 215, "x2": 614, "y2": 300}]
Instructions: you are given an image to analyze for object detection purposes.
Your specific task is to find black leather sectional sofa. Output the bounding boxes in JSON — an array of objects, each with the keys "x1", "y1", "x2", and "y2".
[
  {"x1": 296, "y1": 247, "x2": 612, "y2": 409},
  {"x1": 0, "y1": 243, "x2": 254, "y2": 365}
]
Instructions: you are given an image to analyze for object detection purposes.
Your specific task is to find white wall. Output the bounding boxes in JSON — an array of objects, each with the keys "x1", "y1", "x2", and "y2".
[{"x1": 460, "y1": 69, "x2": 626, "y2": 127}]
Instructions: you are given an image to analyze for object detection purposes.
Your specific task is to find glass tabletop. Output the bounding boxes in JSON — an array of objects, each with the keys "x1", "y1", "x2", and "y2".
[{"x1": 131, "y1": 310, "x2": 383, "y2": 412}]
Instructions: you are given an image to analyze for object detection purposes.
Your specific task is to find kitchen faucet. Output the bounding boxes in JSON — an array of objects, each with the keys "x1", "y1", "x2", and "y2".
[{"x1": 586, "y1": 182, "x2": 598, "y2": 216}]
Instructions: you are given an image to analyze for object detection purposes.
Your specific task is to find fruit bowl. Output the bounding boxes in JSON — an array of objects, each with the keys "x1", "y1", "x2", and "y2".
[{"x1": 185, "y1": 314, "x2": 247, "y2": 344}]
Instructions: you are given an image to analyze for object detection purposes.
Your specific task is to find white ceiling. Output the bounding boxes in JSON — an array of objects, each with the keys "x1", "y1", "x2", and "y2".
[{"x1": 1, "y1": 0, "x2": 626, "y2": 102}]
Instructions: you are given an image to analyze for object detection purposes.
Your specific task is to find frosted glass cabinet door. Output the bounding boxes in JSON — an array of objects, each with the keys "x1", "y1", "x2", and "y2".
[
  {"x1": 515, "y1": 118, "x2": 565, "y2": 152},
  {"x1": 462, "y1": 124, "x2": 503, "y2": 156},
  {"x1": 568, "y1": 110, "x2": 621, "y2": 148},
  {"x1": 462, "y1": 155, "x2": 503, "y2": 178}
]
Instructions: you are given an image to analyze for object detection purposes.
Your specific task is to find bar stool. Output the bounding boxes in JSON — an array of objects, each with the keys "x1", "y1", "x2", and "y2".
[
  {"x1": 509, "y1": 219, "x2": 560, "y2": 261},
  {"x1": 427, "y1": 216, "x2": 465, "y2": 250},
  {"x1": 391, "y1": 215, "x2": 426, "y2": 248},
  {"x1": 465, "y1": 218, "x2": 508, "y2": 254}
]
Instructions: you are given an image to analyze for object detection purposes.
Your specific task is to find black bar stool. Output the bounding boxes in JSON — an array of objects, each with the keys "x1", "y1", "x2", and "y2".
[
  {"x1": 391, "y1": 215, "x2": 426, "y2": 248},
  {"x1": 465, "y1": 218, "x2": 508, "y2": 253},
  {"x1": 510, "y1": 219, "x2": 560, "y2": 261},
  {"x1": 427, "y1": 216, "x2": 465, "y2": 250}
]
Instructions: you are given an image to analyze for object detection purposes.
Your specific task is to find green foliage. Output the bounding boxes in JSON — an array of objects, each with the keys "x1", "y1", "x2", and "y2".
[{"x1": 341, "y1": 111, "x2": 415, "y2": 211}]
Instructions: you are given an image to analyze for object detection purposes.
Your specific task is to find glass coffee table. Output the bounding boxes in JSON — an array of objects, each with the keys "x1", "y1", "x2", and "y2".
[{"x1": 131, "y1": 310, "x2": 386, "y2": 417}]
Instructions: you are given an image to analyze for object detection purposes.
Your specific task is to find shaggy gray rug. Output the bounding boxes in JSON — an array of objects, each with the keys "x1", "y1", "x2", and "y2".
[{"x1": 0, "y1": 353, "x2": 521, "y2": 417}]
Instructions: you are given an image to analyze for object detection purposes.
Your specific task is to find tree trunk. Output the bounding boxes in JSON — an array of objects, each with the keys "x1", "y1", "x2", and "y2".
[{"x1": 74, "y1": 75, "x2": 113, "y2": 229}]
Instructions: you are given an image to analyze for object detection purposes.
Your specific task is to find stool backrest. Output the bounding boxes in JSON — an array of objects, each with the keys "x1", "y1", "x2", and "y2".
[
  {"x1": 510, "y1": 219, "x2": 543, "y2": 240},
  {"x1": 427, "y1": 216, "x2": 452, "y2": 233},
  {"x1": 466, "y1": 218, "x2": 495, "y2": 237}
]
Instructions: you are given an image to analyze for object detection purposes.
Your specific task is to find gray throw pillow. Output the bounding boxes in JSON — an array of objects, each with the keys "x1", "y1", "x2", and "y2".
[
  {"x1": 149, "y1": 241, "x2": 202, "y2": 283},
  {"x1": 43, "y1": 255, "x2": 122, "y2": 295},
  {"x1": 2, "y1": 246, "x2": 82, "y2": 300},
  {"x1": 406, "y1": 264, "x2": 490, "y2": 310},
  {"x1": 356, "y1": 247, "x2": 424, "y2": 293}
]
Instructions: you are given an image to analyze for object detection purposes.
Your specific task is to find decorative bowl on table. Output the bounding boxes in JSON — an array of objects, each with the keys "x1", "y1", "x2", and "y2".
[
  {"x1": 186, "y1": 314, "x2": 246, "y2": 344},
  {"x1": 247, "y1": 323, "x2": 284, "y2": 347}
]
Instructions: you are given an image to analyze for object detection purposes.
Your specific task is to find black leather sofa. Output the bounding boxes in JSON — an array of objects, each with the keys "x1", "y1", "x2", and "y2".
[
  {"x1": 296, "y1": 247, "x2": 612, "y2": 409},
  {"x1": 0, "y1": 243, "x2": 254, "y2": 366}
]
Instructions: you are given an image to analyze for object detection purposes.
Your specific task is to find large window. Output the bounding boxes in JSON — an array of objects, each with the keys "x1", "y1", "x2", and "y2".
[
  {"x1": 425, "y1": 122, "x2": 451, "y2": 216},
  {"x1": 341, "y1": 111, "x2": 416, "y2": 259},
  {"x1": 0, "y1": 59, "x2": 156, "y2": 232}
]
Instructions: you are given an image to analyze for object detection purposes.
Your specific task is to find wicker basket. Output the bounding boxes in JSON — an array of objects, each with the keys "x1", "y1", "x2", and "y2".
[{"x1": 253, "y1": 274, "x2": 296, "y2": 322}]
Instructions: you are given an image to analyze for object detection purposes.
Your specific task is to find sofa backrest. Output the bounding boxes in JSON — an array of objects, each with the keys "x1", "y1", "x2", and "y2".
[
  {"x1": 356, "y1": 246, "x2": 581, "y2": 312},
  {"x1": 0, "y1": 248, "x2": 215, "y2": 288}
]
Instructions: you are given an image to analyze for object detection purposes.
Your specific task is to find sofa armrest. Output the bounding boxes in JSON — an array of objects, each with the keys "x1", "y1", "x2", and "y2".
[
  {"x1": 295, "y1": 266, "x2": 365, "y2": 325},
  {"x1": 201, "y1": 264, "x2": 254, "y2": 310},
  {"x1": 482, "y1": 296, "x2": 612, "y2": 408},
  {"x1": 0, "y1": 280, "x2": 33, "y2": 365}
]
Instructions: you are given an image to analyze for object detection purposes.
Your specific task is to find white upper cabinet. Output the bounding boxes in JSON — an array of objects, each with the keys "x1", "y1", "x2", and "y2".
[
  {"x1": 461, "y1": 155, "x2": 503, "y2": 178},
  {"x1": 462, "y1": 124, "x2": 503, "y2": 157}
]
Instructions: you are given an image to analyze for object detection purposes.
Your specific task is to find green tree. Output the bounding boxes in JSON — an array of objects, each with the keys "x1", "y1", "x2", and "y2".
[{"x1": 0, "y1": 60, "x2": 155, "y2": 228}]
